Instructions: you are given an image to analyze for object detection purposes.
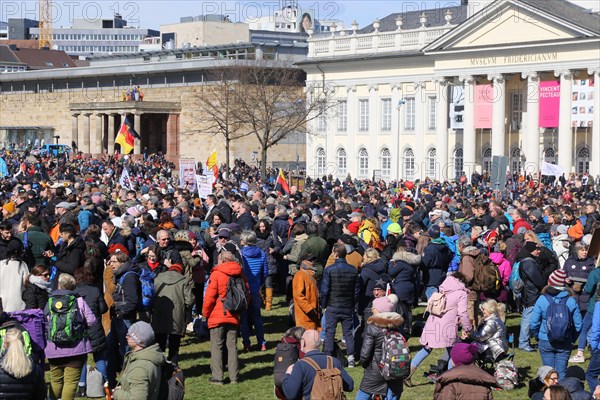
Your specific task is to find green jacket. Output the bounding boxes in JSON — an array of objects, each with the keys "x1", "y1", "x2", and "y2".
[
  {"x1": 152, "y1": 271, "x2": 195, "y2": 335},
  {"x1": 114, "y1": 343, "x2": 164, "y2": 400},
  {"x1": 18, "y1": 226, "x2": 54, "y2": 266},
  {"x1": 299, "y1": 234, "x2": 330, "y2": 281}
]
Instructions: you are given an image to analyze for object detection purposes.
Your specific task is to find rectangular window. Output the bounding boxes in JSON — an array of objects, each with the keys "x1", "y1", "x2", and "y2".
[
  {"x1": 337, "y1": 100, "x2": 347, "y2": 131},
  {"x1": 359, "y1": 99, "x2": 369, "y2": 131},
  {"x1": 511, "y1": 91, "x2": 523, "y2": 131},
  {"x1": 404, "y1": 97, "x2": 416, "y2": 131},
  {"x1": 381, "y1": 98, "x2": 392, "y2": 131},
  {"x1": 428, "y1": 96, "x2": 437, "y2": 130},
  {"x1": 317, "y1": 113, "x2": 327, "y2": 131}
]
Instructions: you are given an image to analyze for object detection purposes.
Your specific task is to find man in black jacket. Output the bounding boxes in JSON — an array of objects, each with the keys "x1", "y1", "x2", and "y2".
[
  {"x1": 584, "y1": 203, "x2": 600, "y2": 235},
  {"x1": 46, "y1": 223, "x2": 86, "y2": 276},
  {"x1": 321, "y1": 243, "x2": 360, "y2": 367},
  {"x1": 0, "y1": 220, "x2": 23, "y2": 261},
  {"x1": 517, "y1": 242, "x2": 544, "y2": 352}
]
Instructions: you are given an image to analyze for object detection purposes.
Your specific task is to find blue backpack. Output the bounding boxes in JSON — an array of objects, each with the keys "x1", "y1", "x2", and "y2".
[
  {"x1": 120, "y1": 268, "x2": 155, "y2": 311},
  {"x1": 508, "y1": 261, "x2": 523, "y2": 293},
  {"x1": 545, "y1": 294, "x2": 573, "y2": 344}
]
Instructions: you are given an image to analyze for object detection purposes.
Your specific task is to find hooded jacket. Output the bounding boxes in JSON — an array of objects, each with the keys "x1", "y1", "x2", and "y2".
[
  {"x1": 470, "y1": 314, "x2": 508, "y2": 360},
  {"x1": 292, "y1": 267, "x2": 320, "y2": 331},
  {"x1": 241, "y1": 245, "x2": 269, "y2": 294},
  {"x1": 433, "y1": 364, "x2": 497, "y2": 400},
  {"x1": 517, "y1": 248, "x2": 546, "y2": 308},
  {"x1": 55, "y1": 236, "x2": 86, "y2": 275},
  {"x1": 458, "y1": 246, "x2": 480, "y2": 289},
  {"x1": 203, "y1": 261, "x2": 247, "y2": 329},
  {"x1": 152, "y1": 270, "x2": 194, "y2": 335},
  {"x1": 559, "y1": 377, "x2": 593, "y2": 400},
  {"x1": 422, "y1": 240, "x2": 452, "y2": 287},
  {"x1": 113, "y1": 343, "x2": 164, "y2": 400},
  {"x1": 359, "y1": 312, "x2": 404, "y2": 396},
  {"x1": 389, "y1": 251, "x2": 421, "y2": 306}
]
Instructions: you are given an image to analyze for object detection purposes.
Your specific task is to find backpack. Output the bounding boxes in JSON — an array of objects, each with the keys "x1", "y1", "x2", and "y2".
[
  {"x1": 494, "y1": 359, "x2": 519, "y2": 390},
  {"x1": 120, "y1": 268, "x2": 155, "y2": 311},
  {"x1": 221, "y1": 275, "x2": 248, "y2": 315},
  {"x1": 379, "y1": 331, "x2": 411, "y2": 380},
  {"x1": 274, "y1": 341, "x2": 300, "y2": 387},
  {"x1": 425, "y1": 292, "x2": 446, "y2": 317},
  {"x1": 157, "y1": 361, "x2": 185, "y2": 400},
  {"x1": 509, "y1": 261, "x2": 524, "y2": 294},
  {"x1": 302, "y1": 356, "x2": 345, "y2": 400},
  {"x1": 472, "y1": 253, "x2": 502, "y2": 294},
  {"x1": 46, "y1": 294, "x2": 86, "y2": 346},
  {"x1": 8, "y1": 309, "x2": 46, "y2": 356},
  {"x1": 545, "y1": 294, "x2": 574, "y2": 344}
]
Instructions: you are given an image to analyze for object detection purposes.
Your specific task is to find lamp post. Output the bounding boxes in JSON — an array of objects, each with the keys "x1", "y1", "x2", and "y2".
[{"x1": 53, "y1": 135, "x2": 60, "y2": 145}]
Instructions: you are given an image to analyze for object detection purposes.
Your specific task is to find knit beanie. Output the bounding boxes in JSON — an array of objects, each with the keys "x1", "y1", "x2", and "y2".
[
  {"x1": 373, "y1": 294, "x2": 398, "y2": 313},
  {"x1": 537, "y1": 366, "x2": 554, "y2": 381},
  {"x1": 524, "y1": 241, "x2": 540, "y2": 253},
  {"x1": 450, "y1": 343, "x2": 478, "y2": 366},
  {"x1": 127, "y1": 321, "x2": 155, "y2": 348},
  {"x1": 548, "y1": 269, "x2": 567, "y2": 287}
]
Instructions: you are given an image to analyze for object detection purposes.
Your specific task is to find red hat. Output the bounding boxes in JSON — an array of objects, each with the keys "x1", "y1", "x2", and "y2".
[
  {"x1": 348, "y1": 221, "x2": 360, "y2": 234},
  {"x1": 108, "y1": 243, "x2": 129, "y2": 256},
  {"x1": 548, "y1": 269, "x2": 567, "y2": 287}
]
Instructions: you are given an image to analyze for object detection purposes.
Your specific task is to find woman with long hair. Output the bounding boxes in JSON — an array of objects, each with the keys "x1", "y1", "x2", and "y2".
[
  {"x1": 0, "y1": 241, "x2": 28, "y2": 312},
  {"x1": 254, "y1": 219, "x2": 277, "y2": 311},
  {"x1": 22, "y1": 265, "x2": 51, "y2": 309},
  {"x1": 0, "y1": 327, "x2": 46, "y2": 399},
  {"x1": 464, "y1": 299, "x2": 508, "y2": 362}
]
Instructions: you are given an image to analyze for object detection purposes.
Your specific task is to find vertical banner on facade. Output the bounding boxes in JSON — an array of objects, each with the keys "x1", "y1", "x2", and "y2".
[
  {"x1": 475, "y1": 84, "x2": 493, "y2": 129},
  {"x1": 572, "y1": 79, "x2": 595, "y2": 128},
  {"x1": 179, "y1": 158, "x2": 197, "y2": 191},
  {"x1": 539, "y1": 80, "x2": 561, "y2": 128},
  {"x1": 449, "y1": 86, "x2": 465, "y2": 130}
]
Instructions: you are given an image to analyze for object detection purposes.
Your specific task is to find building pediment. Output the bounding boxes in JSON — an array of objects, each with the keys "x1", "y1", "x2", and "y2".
[{"x1": 424, "y1": 0, "x2": 600, "y2": 53}]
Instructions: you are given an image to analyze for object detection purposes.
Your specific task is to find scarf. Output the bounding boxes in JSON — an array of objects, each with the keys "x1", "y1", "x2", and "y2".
[
  {"x1": 29, "y1": 275, "x2": 51, "y2": 293},
  {"x1": 147, "y1": 260, "x2": 160, "y2": 271}
]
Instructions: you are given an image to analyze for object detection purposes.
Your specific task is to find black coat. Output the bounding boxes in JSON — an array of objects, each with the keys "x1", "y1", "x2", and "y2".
[
  {"x1": 112, "y1": 261, "x2": 140, "y2": 320},
  {"x1": 389, "y1": 251, "x2": 421, "y2": 306},
  {"x1": 22, "y1": 283, "x2": 49, "y2": 310},
  {"x1": 0, "y1": 237, "x2": 23, "y2": 261},
  {"x1": 321, "y1": 259, "x2": 359, "y2": 309},
  {"x1": 55, "y1": 236, "x2": 86, "y2": 275},
  {"x1": 75, "y1": 283, "x2": 108, "y2": 353},
  {"x1": 236, "y1": 212, "x2": 256, "y2": 231},
  {"x1": 359, "y1": 312, "x2": 404, "y2": 396},
  {"x1": 421, "y1": 241, "x2": 453, "y2": 287},
  {"x1": 517, "y1": 251, "x2": 545, "y2": 308},
  {"x1": 358, "y1": 259, "x2": 387, "y2": 313},
  {"x1": 0, "y1": 362, "x2": 46, "y2": 400}
]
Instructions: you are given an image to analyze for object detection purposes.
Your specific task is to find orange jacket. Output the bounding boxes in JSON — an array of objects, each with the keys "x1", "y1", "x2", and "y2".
[
  {"x1": 568, "y1": 219, "x2": 584, "y2": 241},
  {"x1": 203, "y1": 261, "x2": 248, "y2": 329},
  {"x1": 292, "y1": 268, "x2": 320, "y2": 331}
]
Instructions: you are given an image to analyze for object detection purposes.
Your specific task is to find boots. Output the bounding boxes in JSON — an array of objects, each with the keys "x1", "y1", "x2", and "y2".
[
  {"x1": 404, "y1": 365, "x2": 416, "y2": 387},
  {"x1": 265, "y1": 288, "x2": 273, "y2": 311}
]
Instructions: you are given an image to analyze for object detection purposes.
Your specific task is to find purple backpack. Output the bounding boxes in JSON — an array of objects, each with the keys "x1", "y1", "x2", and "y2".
[{"x1": 8, "y1": 309, "x2": 47, "y2": 355}]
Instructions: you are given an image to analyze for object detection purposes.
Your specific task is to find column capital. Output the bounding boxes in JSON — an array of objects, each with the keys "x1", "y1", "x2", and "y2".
[
  {"x1": 412, "y1": 82, "x2": 425, "y2": 91},
  {"x1": 554, "y1": 69, "x2": 573, "y2": 79},
  {"x1": 82, "y1": 112, "x2": 92, "y2": 117},
  {"x1": 459, "y1": 75, "x2": 475, "y2": 84},
  {"x1": 487, "y1": 73, "x2": 504, "y2": 83},
  {"x1": 71, "y1": 113, "x2": 80, "y2": 118},
  {"x1": 368, "y1": 84, "x2": 378, "y2": 92},
  {"x1": 391, "y1": 82, "x2": 402, "y2": 92},
  {"x1": 345, "y1": 85, "x2": 356, "y2": 93},
  {"x1": 521, "y1": 71, "x2": 539, "y2": 81},
  {"x1": 433, "y1": 76, "x2": 449, "y2": 86},
  {"x1": 588, "y1": 67, "x2": 600, "y2": 76},
  {"x1": 133, "y1": 111, "x2": 144, "y2": 116}
]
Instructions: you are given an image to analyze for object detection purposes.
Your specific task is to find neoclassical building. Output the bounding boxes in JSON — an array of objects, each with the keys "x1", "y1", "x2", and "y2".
[{"x1": 300, "y1": 0, "x2": 600, "y2": 181}]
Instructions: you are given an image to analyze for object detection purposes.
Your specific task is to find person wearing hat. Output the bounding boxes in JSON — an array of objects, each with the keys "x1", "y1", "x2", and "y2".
[
  {"x1": 559, "y1": 365, "x2": 593, "y2": 400},
  {"x1": 529, "y1": 366, "x2": 559, "y2": 399},
  {"x1": 530, "y1": 269, "x2": 583, "y2": 379},
  {"x1": 379, "y1": 223, "x2": 402, "y2": 264},
  {"x1": 377, "y1": 208, "x2": 392, "y2": 240},
  {"x1": 516, "y1": 241, "x2": 545, "y2": 352},
  {"x1": 355, "y1": 294, "x2": 403, "y2": 400},
  {"x1": 55, "y1": 201, "x2": 79, "y2": 227},
  {"x1": 113, "y1": 321, "x2": 164, "y2": 400}
]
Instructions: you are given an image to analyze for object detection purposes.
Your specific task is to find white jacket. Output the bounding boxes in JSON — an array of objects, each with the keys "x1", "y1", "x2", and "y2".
[
  {"x1": 552, "y1": 234, "x2": 571, "y2": 269},
  {"x1": 0, "y1": 259, "x2": 28, "y2": 312}
]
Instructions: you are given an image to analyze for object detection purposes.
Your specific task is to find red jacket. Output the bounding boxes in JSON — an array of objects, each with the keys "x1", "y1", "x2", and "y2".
[{"x1": 203, "y1": 261, "x2": 248, "y2": 328}]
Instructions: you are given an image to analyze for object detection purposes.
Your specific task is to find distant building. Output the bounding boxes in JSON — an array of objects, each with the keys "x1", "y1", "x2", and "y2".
[
  {"x1": 0, "y1": 44, "x2": 75, "y2": 73},
  {"x1": 160, "y1": 15, "x2": 249, "y2": 50},
  {"x1": 7, "y1": 18, "x2": 39, "y2": 40},
  {"x1": 0, "y1": 22, "x2": 7, "y2": 40}
]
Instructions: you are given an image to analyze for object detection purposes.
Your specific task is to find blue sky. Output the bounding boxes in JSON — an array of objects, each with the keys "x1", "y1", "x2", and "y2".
[{"x1": 2, "y1": 1, "x2": 463, "y2": 29}]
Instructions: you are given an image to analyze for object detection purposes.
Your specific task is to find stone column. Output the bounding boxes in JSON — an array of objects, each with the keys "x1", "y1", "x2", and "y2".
[
  {"x1": 166, "y1": 113, "x2": 180, "y2": 162},
  {"x1": 71, "y1": 114, "x2": 79, "y2": 151},
  {"x1": 391, "y1": 83, "x2": 402, "y2": 180},
  {"x1": 345, "y1": 85, "x2": 357, "y2": 177},
  {"x1": 522, "y1": 71, "x2": 540, "y2": 174},
  {"x1": 555, "y1": 70, "x2": 573, "y2": 174},
  {"x1": 414, "y1": 82, "x2": 426, "y2": 180},
  {"x1": 435, "y1": 78, "x2": 449, "y2": 181},
  {"x1": 133, "y1": 113, "x2": 142, "y2": 155},
  {"x1": 94, "y1": 113, "x2": 103, "y2": 155},
  {"x1": 589, "y1": 67, "x2": 600, "y2": 177},
  {"x1": 461, "y1": 75, "x2": 476, "y2": 176},
  {"x1": 107, "y1": 114, "x2": 116, "y2": 155},
  {"x1": 82, "y1": 113, "x2": 91, "y2": 154},
  {"x1": 489, "y1": 73, "x2": 506, "y2": 157}
]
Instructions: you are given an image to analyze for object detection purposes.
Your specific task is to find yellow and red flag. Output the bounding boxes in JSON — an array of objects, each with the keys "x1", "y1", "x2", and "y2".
[
  {"x1": 206, "y1": 150, "x2": 218, "y2": 180},
  {"x1": 115, "y1": 117, "x2": 140, "y2": 154}
]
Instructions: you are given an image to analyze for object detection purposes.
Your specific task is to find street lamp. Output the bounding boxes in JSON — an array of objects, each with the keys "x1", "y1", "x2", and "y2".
[{"x1": 53, "y1": 135, "x2": 60, "y2": 145}]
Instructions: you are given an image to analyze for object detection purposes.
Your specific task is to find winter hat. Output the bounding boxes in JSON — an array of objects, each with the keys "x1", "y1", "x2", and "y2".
[
  {"x1": 127, "y1": 321, "x2": 155, "y2": 348},
  {"x1": 537, "y1": 366, "x2": 555, "y2": 381},
  {"x1": 450, "y1": 343, "x2": 479, "y2": 366},
  {"x1": 373, "y1": 294, "x2": 398, "y2": 313},
  {"x1": 378, "y1": 209, "x2": 388, "y2": 218},
  {"x1": 565, "y1": 365, "x2": 586, "y2": 382},
  {"x1": 387, "y1": 223, "x2": 402, "y2": 235},
  {"x1": 530, "y1": 209, "x2": 543, "y2": 221},
  {"x1": 428, "y1": 225, "x2": 441, "y2": 239},
  {"x1": 348, "y1": 221, "x2": 360, "y2": 234},
  {"x1": 548, "y1": 269, "x2": 567, "y2": 287},
  {"x1": 524, "y1": 241, "x2": 540, "y2": 253},
  {"x1": 373, "y1": 279, "x2": 387, "y2": 291},
  {"x1": 400, "y1": 207, "x2": 413, "y2": 217}
]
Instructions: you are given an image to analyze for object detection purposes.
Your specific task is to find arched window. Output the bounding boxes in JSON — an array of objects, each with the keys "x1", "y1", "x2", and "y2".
[
  {"x1": 482, "y1": 147, "x2": 492, "y2": 174},
  {"x1": 577, "y1": 146, "x2": 590, "y2": 174},
  {"x1": 426, "y1": 147, "x2": 436, "y2": 178},
  {"x1": 403, "y1": 147, "x2": 415, "y2": 180},
  {"x1": 453, "y1": 148, "x2": 463, "y2": 179},
  {"x1": 380, "y1": 148, "x2": 391, "y2": 178},
  {"x1": 358, "y1": 148, "x2": 369, "y2": 177},
  {"x1": 544, "y1": 148, "x2": 556, "y2": 163},
  {"x1": 337, "y1": 148, "x2": 347, "y2": 177},
  {"x1": 510, "y1": 147, "x2": 522, "y2": 174},
  {"x1": 315, "y1": 147, "x2": 326, "y2": 177}
]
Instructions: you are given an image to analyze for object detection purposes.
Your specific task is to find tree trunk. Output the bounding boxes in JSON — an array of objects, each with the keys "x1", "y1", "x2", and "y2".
[
  {"x1": 225, "y1": 137, "x2": 231, "y2": 176},
  {"x1": 261, "y1": 145, "x2": 268, "y2": 180}
]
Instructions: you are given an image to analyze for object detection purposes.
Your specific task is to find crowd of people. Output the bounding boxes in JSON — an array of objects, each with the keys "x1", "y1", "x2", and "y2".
[{"x1": 0, "y1": 146, "x2": 599, "y2": 400}]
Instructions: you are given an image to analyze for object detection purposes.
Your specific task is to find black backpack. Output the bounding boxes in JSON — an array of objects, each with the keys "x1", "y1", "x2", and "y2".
[
  {"x1": 157, "y1": 362, "x2": 185, "y2": 400},
  {"x1": 274, "y1": 341, "x2": 299, "y2": 387},
  {"x1": 221, "y1": 275, "x2": 248, "y2": 315}
]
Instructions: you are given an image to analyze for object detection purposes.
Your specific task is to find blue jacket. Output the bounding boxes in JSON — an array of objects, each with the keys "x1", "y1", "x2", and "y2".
[
  {"x1": 320, "y1": 258, "x2": 360, "y2": 310},
  {"x1": 282, "y1": 350, "x2": 354, "y2": 400},
  {"x1": 241, "y1": 245, "x2": 268, "y2": 294},
  {"x1": 530, "y1": 289, "x2": 582, "y2": 342},
  {"x1": 78, "y1": 209, "x2": 93, "y2": 233},
  {"x1": 380, "y1": 219, "x2": 392, "y2": 240},
  {"x1": 589, "y1": 301, "x2": 600, "y2": 350}
]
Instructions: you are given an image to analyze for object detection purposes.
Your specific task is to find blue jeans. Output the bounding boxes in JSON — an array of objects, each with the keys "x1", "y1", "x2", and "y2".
[
  {"x1": 240, "y1": 291, "x2": 265, "y2": 347},
  {"x1": 411, "y1": 346, "x2": 451, "y2": 369},
  {"x1": 355, "y1": 388, "x2": 399, "y2": 400},
  {"x1": 323, "y1": 307, "x2": 355, "y2": 356},
  {"x1": 538, "y1": 339, "x2": 572, "y2": 380},
  {"x1": 519, "y1": 306, "x2": 534, "y2": 348},
  {"x1": 425, "y1": 286, "x2": 438, "y2": 301},
  {"x1": 106, "y1": 318, "x2": 132, "y2": 388},
  {"x1": 578, "y1": 311, "x2": 594, "y2": 351},
  {"x1": 586, "y1": 348, "x2": 600, "y2": 394}
]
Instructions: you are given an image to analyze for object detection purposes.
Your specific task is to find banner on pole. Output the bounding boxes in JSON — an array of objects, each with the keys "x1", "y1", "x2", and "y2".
[
  {"x1": 539, "y1": 80, "x2": 561, "y2": 128},
  {"x1": 120, "y1": 167, "x2": 134, "y2": 191},
  {"x1": 541, "y1": 161, "x2": 565, "y2": 176}
]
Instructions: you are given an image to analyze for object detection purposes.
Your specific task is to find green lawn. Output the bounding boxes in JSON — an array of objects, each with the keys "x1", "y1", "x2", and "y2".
[{"x1": 73, "y1": 296, "x2": 591, "y2": 399}]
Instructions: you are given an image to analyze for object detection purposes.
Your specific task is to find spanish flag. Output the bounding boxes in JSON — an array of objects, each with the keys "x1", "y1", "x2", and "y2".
[
  {"x1": 275, "y1": 168, "x2": 290, "y2": 195},
  {"x1": 115, "y1": 117, "x2": 140, "y2": 154},
  {"x1": 206, "y1": 150, "x2": 218, "y2": 180}
]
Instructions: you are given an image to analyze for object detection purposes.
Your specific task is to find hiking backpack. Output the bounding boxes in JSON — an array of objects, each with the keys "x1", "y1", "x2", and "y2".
[
  {"x1": 221, "y1": 275, "x2": 248, "y2": 315},
  {"x1": 379, "y1": 331, "x2": 411, "y2": 380},
  {"x1": 508, "y1": 261, "x2": 524, "y2": 294},
  {"x1": 157, "y1": 361, "x2": 185, "y2": 400},
  {"x1": 8, "y1": 309, "x2": 46, "y2": 356},
  {"x1": 472, "y1": 253, "x2": 502, "y2": 294},
  {"x1": 274, "y1": 341, "x2": 300, "y2": 387},
  {"x1": 303, "y1": 356, "x2": 345, "y2": 400},
  {"x1": 545, "y1": 294, "x2": 574, "y2": 344},
  {"x1": 494, "y1": 359, "x2": 519, "y2": 390},
  {"x1": 120, "y1": 268, "x2": 155, "y2": 311},
  {"x1": 46, "y1": 294, "x2": 86, "y2": 346},
  {"x1": 425, "y1": 292, "x2": 446, "y2": 317}
]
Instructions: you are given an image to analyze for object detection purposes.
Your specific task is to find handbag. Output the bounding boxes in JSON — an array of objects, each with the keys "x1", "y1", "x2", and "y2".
[{"x1": 86, "y1": 366, "x2": 105, "y2": 398}]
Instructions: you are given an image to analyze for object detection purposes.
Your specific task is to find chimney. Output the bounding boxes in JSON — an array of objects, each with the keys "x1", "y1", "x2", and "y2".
[{"x1": 8, "y1": 44, "x2": 17, "y2": 50}]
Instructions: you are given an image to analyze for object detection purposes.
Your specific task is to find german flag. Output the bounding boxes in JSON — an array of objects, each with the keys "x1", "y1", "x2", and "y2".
[
  {"x1": 115, "y1": 117, "x2": 140, "y2": 154},
  {"x1": 275, "y1": 168, "x2": 290, "y2": 195}
]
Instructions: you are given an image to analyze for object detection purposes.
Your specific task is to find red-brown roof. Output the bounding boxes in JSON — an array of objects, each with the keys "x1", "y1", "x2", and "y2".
[{"x1": 11, "y1": 47, "x2": 77, "y2": 70}]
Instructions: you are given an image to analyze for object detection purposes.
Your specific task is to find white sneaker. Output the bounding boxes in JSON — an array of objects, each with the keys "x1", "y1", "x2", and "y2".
[
  {"x1": 186, "y1": 322, "x2": 195, "y2": 333},
  {"x1": 569, "y1": 354, "x2": 585, "y2": 363}
]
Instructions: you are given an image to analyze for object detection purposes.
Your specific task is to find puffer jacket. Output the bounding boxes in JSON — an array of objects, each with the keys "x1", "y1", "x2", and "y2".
[
  {"x1": 112, "y1": 261, "x2": 141, "y2": 321},
  {"x1": 203, "y1": 261, "x2": 248, "y2": 329},
  {"x1": 559, "y1": 377, "x2": 593, "y2": 400},
  {"x1": 55, "y1": 236, "x2": 86, "y2": 275},
  {"x1": 517, "y1": 252, "x2": 545, "y2": 308},
  {"x1": 0, "y1": 360, "x2": 46, "y2": 400},
  {"x1": 422, "y1": 240, "x2": 452, "y2": 287},
  {"x1": 74, "y1": 283, "x2": 108, "y2": 353},
  {"x1": 241, "y1": 245, "x2": 269, "y2": 294},
  {"x1": 113, "y1": 343, "x2": 164, "y2": 400},
  {"x1": 359, "y1": 312, "x2": 404, "y2": 396},
  {"x1": 358, "y1": 259, "x2": 387, "y2": 313},
  {"x1": 470, "y1": 314, "x2": 508, "y2": 360},
  {"x1": 564, "y1": 255, "x2": 596, "y2": 312},
  {"x1": 388, "y1": 251, "x2": 420, "y2": 306},
  {"x1": 433, "y1": 364, "x2": 497, "y2": 400},
  {"x1": 321, "y1": 258, "x2": 360, "y2": 309}
]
